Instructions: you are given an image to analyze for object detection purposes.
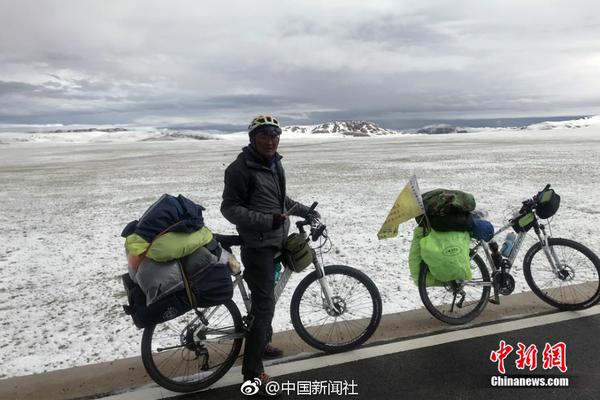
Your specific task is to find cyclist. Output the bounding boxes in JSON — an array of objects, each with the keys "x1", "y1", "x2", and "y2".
[{"x1": 221, "y1": 115, "x2": 317, "y2": 396}]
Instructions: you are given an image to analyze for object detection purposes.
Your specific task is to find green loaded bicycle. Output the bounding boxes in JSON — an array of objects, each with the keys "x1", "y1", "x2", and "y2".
[{"x1": 419, "y1": 184, "x2": 600, "y2": 325}]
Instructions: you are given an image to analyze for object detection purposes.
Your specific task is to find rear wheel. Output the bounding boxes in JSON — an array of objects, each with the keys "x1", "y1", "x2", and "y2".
[
  {"x1": 419, "y1": 254, "x2": 491, "y2": 325},
  {"x1": 523, "y1": 238, "x2": 600, "y2": 310},
  {"x1": 141, "y1": 300, "x2": 243, "y2": 393},
  {"x1": 290, "y1": 265, "x2": 382, "y2": 353}
]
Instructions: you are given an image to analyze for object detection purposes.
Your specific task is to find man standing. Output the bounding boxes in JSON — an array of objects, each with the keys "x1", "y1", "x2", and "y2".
[{"x1": 221, "y1": 115, "x2": 313, "y2": 396}]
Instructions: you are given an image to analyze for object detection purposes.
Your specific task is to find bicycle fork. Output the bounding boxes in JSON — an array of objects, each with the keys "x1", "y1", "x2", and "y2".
[
  {"x1": 535, "y1": 225, "x2": 562, "y2": 274},
  {"x1": 313, "y1": 258, "x2": 342, "y2": 315}
]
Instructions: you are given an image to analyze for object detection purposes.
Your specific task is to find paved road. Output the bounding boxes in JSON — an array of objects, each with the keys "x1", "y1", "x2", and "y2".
[{"x1": 173, "y1": 311, "x2": 600, "y2": 400}]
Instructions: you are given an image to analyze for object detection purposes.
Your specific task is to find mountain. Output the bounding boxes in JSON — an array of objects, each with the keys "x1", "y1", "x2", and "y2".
[
  {"x1": 284, "y1": 120, "x2": 399, "y2": 137},
  {"x1": 416, "y1": 124, "x2": 467, "y2": 134}
]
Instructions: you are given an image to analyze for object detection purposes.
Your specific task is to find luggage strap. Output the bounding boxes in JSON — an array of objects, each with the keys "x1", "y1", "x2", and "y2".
[
  {"x1": 139, "y1": 222, "x2": 200, "y2": 309},
  {"x1": 177, "y1": 260, "x2": 198, "y2": 309}
]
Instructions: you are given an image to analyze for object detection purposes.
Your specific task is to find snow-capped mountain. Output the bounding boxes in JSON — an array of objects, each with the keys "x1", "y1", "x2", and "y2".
[{"x1": 284, "y1": 120, "x2": 400, "y2": 137}]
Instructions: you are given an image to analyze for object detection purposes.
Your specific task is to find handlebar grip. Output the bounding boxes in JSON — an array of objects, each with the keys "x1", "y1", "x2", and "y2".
[
  {"x1": 543, "y1": 184, "x2": 551, "y2": 191},
  {"x1": 308, "y1": 201, "x2": 318, "y2": 213}
]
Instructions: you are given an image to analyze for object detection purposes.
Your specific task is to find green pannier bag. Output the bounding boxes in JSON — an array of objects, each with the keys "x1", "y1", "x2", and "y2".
[
  {"x1": 420, "y1": 229, "x2": 472, "y2": 282},
  {"x1": 409, "y1": 227, "x2": 443, "y2": 286},
  {"x1": 284, "y1": 232, "x2": 314, "y2": 272}
]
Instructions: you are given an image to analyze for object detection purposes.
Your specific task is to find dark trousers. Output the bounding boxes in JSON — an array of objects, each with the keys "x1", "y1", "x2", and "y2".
[{"x1": 241, "y1": 246, "x2": 276, "y2": 380}]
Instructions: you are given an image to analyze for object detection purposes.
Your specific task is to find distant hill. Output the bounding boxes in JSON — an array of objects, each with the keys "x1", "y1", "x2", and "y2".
[
  {"x1": 416, "y1": 124, "x2": 467, "y2": 134},
  {"x1": 284, "y1": 120, "x2": 400, "y2": 137}
]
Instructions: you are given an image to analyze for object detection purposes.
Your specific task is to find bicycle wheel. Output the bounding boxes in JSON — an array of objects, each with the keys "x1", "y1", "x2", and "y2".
[
  {"x1": 290, "y1": 264, "x2": 382, "y2": 353},
  {"x1": 523, "y1": 238, "x2": 600, "y2": 310},
  {"x1": 419, "y1": 254, "x2": 491, "y2": 325},
  {"x1": 141, "y1": 299, "x2": 244, "y2": 393}
]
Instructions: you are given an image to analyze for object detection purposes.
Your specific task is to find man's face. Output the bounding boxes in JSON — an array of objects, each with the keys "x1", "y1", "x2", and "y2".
[{"x1": 253, "y1": 131, "x2": 280, "y2": 159}]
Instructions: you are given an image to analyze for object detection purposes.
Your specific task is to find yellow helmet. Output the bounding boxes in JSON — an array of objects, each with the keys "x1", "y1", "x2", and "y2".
[{"x1": 248, "y1": 115, "x2": 281, "y2": 135}]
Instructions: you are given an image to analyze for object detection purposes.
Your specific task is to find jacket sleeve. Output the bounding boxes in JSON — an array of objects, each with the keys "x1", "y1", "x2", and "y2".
[
  {"x1": 285, "y1": 196, "x2": 310, "y2": 217},
  {"x1": 221, "y1": 165, "x2": 274, "y2": 232}
]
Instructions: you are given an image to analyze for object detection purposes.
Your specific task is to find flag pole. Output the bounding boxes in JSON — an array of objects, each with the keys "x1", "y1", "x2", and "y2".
[{"x1": 410, "y1": 175, "x2": 431, "y2": 233}]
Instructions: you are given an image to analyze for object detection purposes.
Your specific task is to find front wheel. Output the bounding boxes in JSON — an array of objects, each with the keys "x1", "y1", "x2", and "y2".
[
  {"x1": 419, "y1": 254, "x2": 491, "y2": 325},
  {"x1": 290, "y1": 265, "x2": 382, "y2": 353},
  {"x1": 141, "y1": 300, "x2": 244, "y2": 393},
  {"x1": 523, "y1": 238, "x2": 600, "y2": 310}
]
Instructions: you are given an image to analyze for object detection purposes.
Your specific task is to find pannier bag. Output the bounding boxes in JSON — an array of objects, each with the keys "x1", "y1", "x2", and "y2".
[
  {"x1": 122, "y1": 273, "x2": 192, "y2": 329},
  {"x1": 535, "y1": 188, "x2": 560, "y2": 219},
  {"x1": 134, "y1": 245, "x2": 218, "y2": 305},
  {"x1": 420, "y1": 229, "x2": 472, "y2": 282},
  {"x1": 284, "y1": 232, "x2": 314, "y2": 272},
  {"x1": 122, "y1": 262, "x2": 234, "y2": 329},
  {"x1": 408, "y1": 227, "x2": 443, "y2": 286}
]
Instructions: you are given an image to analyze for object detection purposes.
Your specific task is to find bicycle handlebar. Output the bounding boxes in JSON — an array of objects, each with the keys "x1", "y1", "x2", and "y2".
[
  {"x1": 295, "y1": 201, "x2": 327, "y2": 242},
  {"x1": 516, "y1": 183, "x2": 552, "y2": 217}
]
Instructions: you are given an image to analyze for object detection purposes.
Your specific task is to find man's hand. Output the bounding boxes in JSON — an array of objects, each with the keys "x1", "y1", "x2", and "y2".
[
  {"x1": 272, "y1": 213, "x2": 288, "y2": 229},
  {"x1": 306, "y1": 209, "x2": 321, "y2": 220}
]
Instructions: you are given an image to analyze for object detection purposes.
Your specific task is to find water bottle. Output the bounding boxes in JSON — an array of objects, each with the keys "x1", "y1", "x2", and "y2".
[
  {"x1": 274, "y1": 261, "x2": 282, "y2": 282},
  {"x1": 501, "y1": 233, "x2": 517, "y2": 258}
]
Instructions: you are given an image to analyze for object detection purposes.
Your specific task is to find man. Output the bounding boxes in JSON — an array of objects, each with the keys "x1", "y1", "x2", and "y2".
[{"x1": 221, "y1": 115, "x2": 315, "y2": 396}]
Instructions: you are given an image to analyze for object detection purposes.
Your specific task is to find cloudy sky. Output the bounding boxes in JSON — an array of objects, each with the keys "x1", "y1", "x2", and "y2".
[{"x1": 1, "y1": 0, "x2": 599, "y2": 129}]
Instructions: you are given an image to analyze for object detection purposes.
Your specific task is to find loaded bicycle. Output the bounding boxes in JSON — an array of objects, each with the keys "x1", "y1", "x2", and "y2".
[
  {"x1": 419, "y1": 184, "x2": 600, "y2": 325},
  {"x1": 140, "y1": 202, "x2": 383, "y2": 392}
]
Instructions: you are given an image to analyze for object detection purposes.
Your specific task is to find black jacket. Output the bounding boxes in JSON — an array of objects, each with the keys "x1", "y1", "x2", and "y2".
[{"x1": 221, "y1": 146, "x2": 309, "y2": 248}]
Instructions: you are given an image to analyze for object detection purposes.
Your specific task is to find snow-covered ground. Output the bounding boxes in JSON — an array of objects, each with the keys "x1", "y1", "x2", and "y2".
[{"x1": 1, "y1": 117, "x2": 600, "y2": 378}]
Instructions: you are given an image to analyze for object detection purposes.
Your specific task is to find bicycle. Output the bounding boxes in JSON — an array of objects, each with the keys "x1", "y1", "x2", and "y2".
[
  {"x1": 140, "y1": 202, "x2": 383, "y2": 392},
  {"x1": 418, "y1": 184, "x2": 600, "y2": 325}
]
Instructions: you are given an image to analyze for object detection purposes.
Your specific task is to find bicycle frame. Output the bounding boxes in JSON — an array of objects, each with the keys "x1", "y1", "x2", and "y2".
[
  {"x1": 231, "y1": 249, "x2": 340, "y2": 317},
  {"x1": 470, "y1": 216, "x2": 563, "y2": 290},
  {"x1": 196, "y1": 205, "x2": 342, "y2": 336}
]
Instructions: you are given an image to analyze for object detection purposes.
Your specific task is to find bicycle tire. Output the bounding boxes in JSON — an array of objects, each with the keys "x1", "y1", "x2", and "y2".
[
  {"x1": 523, "y1": 238, "x2": 600, "y2": 310},
  {"x1": 418, "y1": 254, "x2": 491, "y2": 325},
  {"x1": 141, "y1": 299, "x2": 243, "y2": 393},
  {"x1": 290, "y1": 265, "x2": 382, "y2": 353}
]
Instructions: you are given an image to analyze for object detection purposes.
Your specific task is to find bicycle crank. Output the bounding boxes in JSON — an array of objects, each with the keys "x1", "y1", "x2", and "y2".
[{"x1": 492, "y1": 271, "x2": 516, "y2": 296}]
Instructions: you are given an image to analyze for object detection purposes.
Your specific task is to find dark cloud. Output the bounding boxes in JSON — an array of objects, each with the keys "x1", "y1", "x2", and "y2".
[
  {"x1": 198, "y1": 94, "x2": 303, "y2": 109},
  {"x1": 0, "y1": 1, "x2": 599, "y2": 125},
  {"x1": 347, "y1": 14, "x2": 457, "y2": 49}
]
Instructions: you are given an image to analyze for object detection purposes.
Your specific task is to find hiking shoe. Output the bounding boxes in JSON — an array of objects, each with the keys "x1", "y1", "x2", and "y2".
[
  {"x1": 262, "y1": 344, "x2": 283, "y2": 359},
  {"x1": 240, "y1": 372, "x2": 282, "y2": 398}
]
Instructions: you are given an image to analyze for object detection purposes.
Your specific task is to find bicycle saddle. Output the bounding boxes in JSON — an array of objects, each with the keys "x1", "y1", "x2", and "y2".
[{"x1": 213, "y1": 234, "x2": 244, "y2": 252}]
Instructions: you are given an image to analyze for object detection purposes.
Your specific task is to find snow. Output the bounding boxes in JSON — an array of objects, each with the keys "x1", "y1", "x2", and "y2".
[{"x1": 1, "y1": 116, "x2": 600, "y2": 378}]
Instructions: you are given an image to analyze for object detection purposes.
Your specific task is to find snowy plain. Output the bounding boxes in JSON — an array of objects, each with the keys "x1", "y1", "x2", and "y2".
[{"x1": 1, "y1": 116, "x2": 600, "y2": 378}]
